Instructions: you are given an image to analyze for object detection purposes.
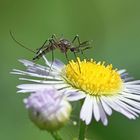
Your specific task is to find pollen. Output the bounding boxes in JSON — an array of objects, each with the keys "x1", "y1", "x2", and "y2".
[{"x1": 65, "y1": 58, "x2": 123, "y2": 96}]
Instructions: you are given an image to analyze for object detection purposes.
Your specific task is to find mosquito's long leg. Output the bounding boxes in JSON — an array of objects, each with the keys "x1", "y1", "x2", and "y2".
[
  {"x1": 49, "y1": 47, "x2": 54, "y2": 71},
  {"x1": 73, "y1": 52, "x2": 81, "y2": 73},
  {"x1": 79, "y1": 41, "x2": 90, "y2": 48},
  {"x1": 71, "y1": 35, "x2": 90, "y2": 57},
  {"x1": 72, "y1": 35, "x2": 90, "y2": 49},
  {"x1": 72, "y1": 35, "x2": 81, "y2": 45},
  {"x1": 82, "y1": 46, "x2": 92, "y2": 51},
  {"x1": 36, "y1": 39, "x2": 48, "y2": 54},
  {"x1": 65, "y1": 52, "x2": 80, "y2": 76},
  {"x1": 36, "y1": 34, "x2": 57, "y2": 54},
  {"x1": 80, "y1": 50, "x2": 88, "y2": 59},
  {"x1": 70, "y1": 47, "x2": 82, "y2": 70},
  {"x1": 33, "y1": 38, "x2": 54, "y2": 61},
  {"x1": 80, "y1": 46, "x2": 92, "y2": 59},
  {"x1": 51, "y1": 34, "x2": 57, "y2": 40},
  {"x1": 64, "y1": 52, "x2": 69, "y2": 62},
  {"x1": 46, "y1": 49, "x2": 54, "y2": 78},
  {"x1": 71, "y1": 38, "x2": 91, "y2": 60},
  {"x1": 73, "y1": 52, "x2": 77, "y2": 60},
  {"x1": 70, "y1": 47, "x2": 88, "y2": 60},
  {"x1": 38, "y1": 39, "x2": 55, "y2": 80},
  {"x1": 46, "y1": 38, "x2": 56, "y2": 75}
]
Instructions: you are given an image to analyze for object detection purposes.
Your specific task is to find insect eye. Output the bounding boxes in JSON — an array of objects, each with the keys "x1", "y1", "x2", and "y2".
[{"x1": 70, "y1": 48, "x2": 75, "y2": 52}]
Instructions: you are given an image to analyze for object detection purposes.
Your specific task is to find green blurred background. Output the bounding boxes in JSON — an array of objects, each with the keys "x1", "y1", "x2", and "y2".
[{"x1": 0, "y1": 0, "x2": 140, "y2": 139}]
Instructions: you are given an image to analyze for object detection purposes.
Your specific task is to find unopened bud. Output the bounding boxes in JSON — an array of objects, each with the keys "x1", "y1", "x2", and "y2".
[{"x1": 24, "y1": 88, "x2": 72, "y2": 131}]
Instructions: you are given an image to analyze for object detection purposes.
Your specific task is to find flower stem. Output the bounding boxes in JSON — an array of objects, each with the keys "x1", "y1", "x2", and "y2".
[
  {"x1": 78, "y1": 100, "x2": 87, "y2": 140},
  {"x1": 78, "y1": 119, "x2": 87, "y2": 140},
  {"x1": 50, "y1": 132, "x2": 63, "y2": 140}
]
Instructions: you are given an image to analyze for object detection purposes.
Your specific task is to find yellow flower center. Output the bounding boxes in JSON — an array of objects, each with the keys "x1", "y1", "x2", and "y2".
[{"x1": 64, "y1": 58, "x2": 123, "y2": 96}]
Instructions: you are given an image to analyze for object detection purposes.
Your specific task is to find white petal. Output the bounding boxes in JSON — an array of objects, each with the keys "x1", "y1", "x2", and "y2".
[
  {"x1": 125, "y1": 84, "x2": 140, "y2": 89},
  {"x1": 42, "y1": 56, "x2": 65, "y2": 72},
  {"x1": 100, "y1": 97, "x2": 112, "y2": 116},
  {"x1": 103, "y1": 96, "x2": 136, "y2": 119},
  {"x1": 17, "y1": 84, "x2": 68, "y2": 92},
  {"x1": 19, "y1": 78, "x2": 63, "y2": 84},
  {"x1": 80, "y1": 97, "x2": 88, "y2": 121},
  {"x1": 10, "y1": 71, "x2": 24, "y2": 75},
  {"x1": 117, "y1": 69, "x2": 126, "y2": 74},
  {"x1": 114, "y1": 97, "x2": 139, "y2": 117},
  {"x1": 85, "y1": 96, "x2": 93, "y2": 125},
  {"x1": 51, "y1": 59, "x2": 65, "y2": 70},
  {"x1": 18, "y1": 59, "x2": 35, "y2": 67},
  {"x1": 118, "y1": 95, "x2": 140, "y2": 110},
  {"x1": 122, "y1": 92, "x2": 140, "y2": 101},
  {"x1": 98, "y1": 100, "x2": 108, "y2": 126},
  {"x1": 67, "y1": 92, "x2": 86, "y2": 101},
  {"x1": 125, "y1": 80, "x2": 140, "y2": 85},
  {"x1": 17, "y1": 84, "x2": 48, "y2": 89},
  {"x1": 124, "y1": 88, "x2": 140, "y2": 94},
  {"x1": 42, "y1": 55, "x2": 52, "y2": 67},
  {"x1": 12, "y1": 69, "x2": 60, "y2": 79},
  {"x1": 80, "y1": 95, "x2": 92, "y2": 124},
  {"x1": 17, "y1": 89, "x2": 36, "y2": 93},
  {"x1": 92, "y1": 97, "x2": 100, "y2": 121},
  {"x1": 19, "y1": 59, "x2": 51, "y2": 72},
  {"x1": 123, "y1": 77, "x2": 134, "y2": 82}
]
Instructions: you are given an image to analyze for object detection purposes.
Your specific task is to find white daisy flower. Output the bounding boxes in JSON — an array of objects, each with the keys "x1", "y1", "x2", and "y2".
[
  {"x1": 12, "y1": 56, "x2": 140, "y2": 126},
  {"x1": 24, "y1": 88, "x2": 72, "y2": 131}
]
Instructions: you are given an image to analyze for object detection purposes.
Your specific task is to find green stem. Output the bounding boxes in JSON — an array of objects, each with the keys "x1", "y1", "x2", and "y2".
[
  {"x1": 50, "y1": 132, "x2": 63, "y2": 140},
  {"x1": 78, "y1": 119, "x2": 87, "y2": 140}
]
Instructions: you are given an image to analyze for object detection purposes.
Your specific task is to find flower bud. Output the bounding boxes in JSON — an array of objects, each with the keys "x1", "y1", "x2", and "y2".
[{"x1": 24, "y1": 88, "x2": 72, "y2": 131}]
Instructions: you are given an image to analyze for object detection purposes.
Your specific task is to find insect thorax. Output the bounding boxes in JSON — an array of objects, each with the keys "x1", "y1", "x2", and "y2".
[{"x1": 58, "y1": 39, "x2": 71, "y2": 53}]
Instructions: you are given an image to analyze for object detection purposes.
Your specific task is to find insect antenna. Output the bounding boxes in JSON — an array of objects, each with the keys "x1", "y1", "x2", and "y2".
[{"x1": 9, "y1": 30, "x2": 36, "y2": 54}]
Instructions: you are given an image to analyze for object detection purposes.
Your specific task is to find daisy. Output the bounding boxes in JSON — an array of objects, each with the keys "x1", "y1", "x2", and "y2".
[{"x1": 12, "y1": 56, "x2": 140, "y2": 126}]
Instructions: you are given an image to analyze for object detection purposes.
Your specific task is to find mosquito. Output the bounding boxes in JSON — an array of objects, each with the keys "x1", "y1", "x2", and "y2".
[
  {"x1": 10, "y1": 31, "x2": 92, "y2": 72},
  {"x1": 32, "y1": 34, "x2": 91, "y2": 61}
]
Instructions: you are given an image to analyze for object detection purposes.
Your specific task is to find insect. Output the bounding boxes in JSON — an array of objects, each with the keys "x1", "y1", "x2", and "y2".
[
  {"x1": 33, "y1": 34, "x2": 91, "y2": 61},
  {"x1": 10, "y1": 31, "x2": 92, "y2": 62}
]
